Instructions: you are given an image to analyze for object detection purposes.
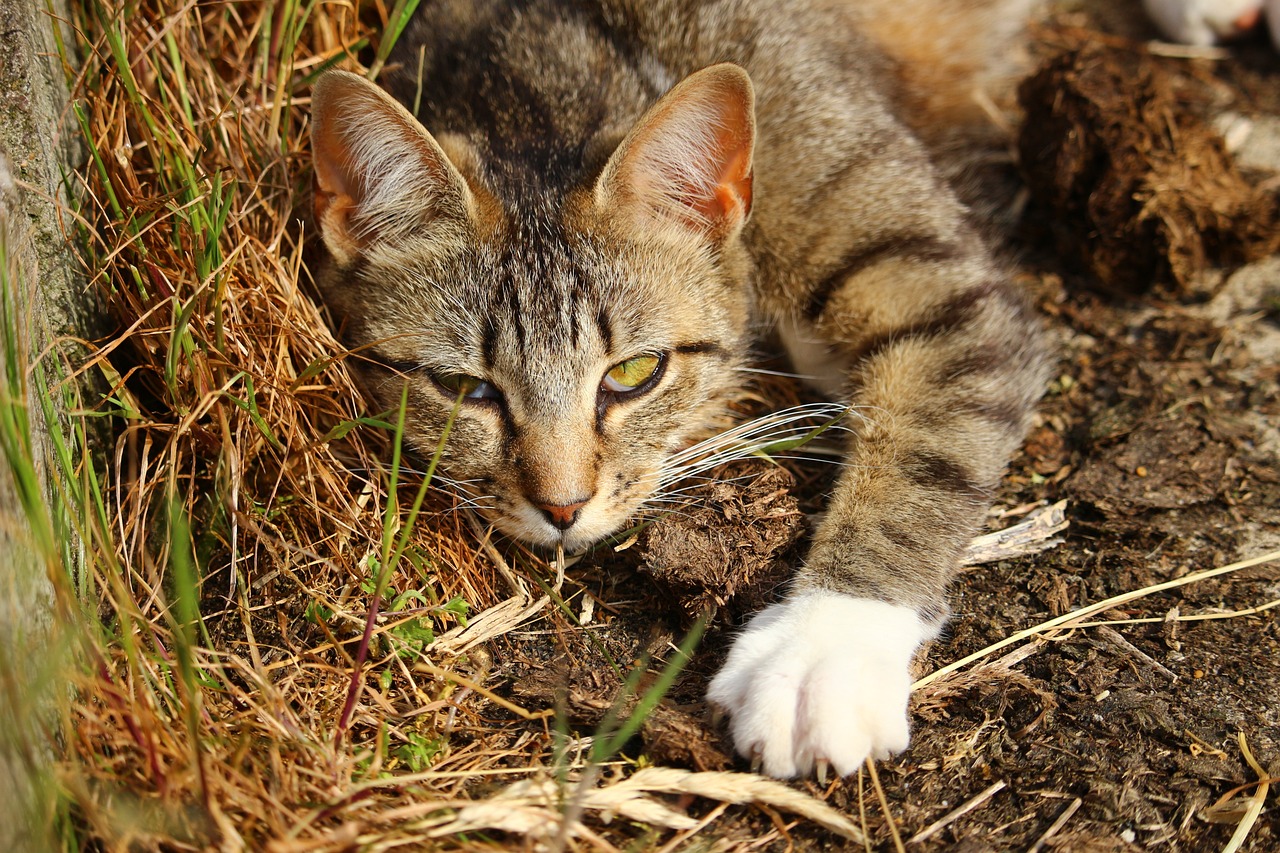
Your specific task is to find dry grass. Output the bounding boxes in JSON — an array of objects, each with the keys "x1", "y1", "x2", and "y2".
[
  {"x1": 58, "y1": 0, "x2": 569, "y2": 847},
  {"x1": 47, "y1": 1, "x2": 845, "y2": 848}
]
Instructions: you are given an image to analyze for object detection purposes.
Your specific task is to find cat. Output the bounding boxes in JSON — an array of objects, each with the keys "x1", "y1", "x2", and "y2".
[
  {"x1": 1142, "y1": 0, "x2": 1276, "y2": 47},
  {"x1": 309, "y1": 0, "x2": 1050, "y2": 780}
]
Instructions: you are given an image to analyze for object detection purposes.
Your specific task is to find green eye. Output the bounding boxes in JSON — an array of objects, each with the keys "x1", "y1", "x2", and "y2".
[
  {"x1": 603, "y1": 354, "x2": 662, "y2": 393},
  {"x1": 436, "y1": 373, "x2": 500, "y2": 401}
]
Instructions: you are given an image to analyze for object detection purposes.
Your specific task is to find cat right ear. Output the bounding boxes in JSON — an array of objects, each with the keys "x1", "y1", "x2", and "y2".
[
  {"x1": 595, "y1": 63, "x2": 755, "y2": 243},
  {"x1": 311, "y1": 70, "x2": 474, "y2": 266}
]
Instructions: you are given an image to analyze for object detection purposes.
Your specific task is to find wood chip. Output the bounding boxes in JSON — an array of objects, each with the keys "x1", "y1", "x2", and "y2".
[{"x1": 961, "y1": 500, "x2": 1069, "y2": 566}]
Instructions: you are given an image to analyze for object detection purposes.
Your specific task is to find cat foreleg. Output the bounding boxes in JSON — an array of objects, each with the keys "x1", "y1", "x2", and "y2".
[{"x1": 713, "y1": 237, "x2": 1047, "y2": 778}]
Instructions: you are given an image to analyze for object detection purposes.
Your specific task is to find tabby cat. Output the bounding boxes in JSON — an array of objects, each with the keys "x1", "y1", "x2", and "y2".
[{"x1": 310, "y1": 0, "x2": 1050, "y2": 779}]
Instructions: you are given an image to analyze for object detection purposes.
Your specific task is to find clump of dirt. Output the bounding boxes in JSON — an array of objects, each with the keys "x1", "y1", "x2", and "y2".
[
  {"x1": 1071, "y1": 417, "x2": 1231, "y2": 516},
  {"x1": 638, "y1": 463, "x2": 807, "y2": 623},
  {"x1": 1017, "y1": 42, "x2": 1280, "y2": 295}
]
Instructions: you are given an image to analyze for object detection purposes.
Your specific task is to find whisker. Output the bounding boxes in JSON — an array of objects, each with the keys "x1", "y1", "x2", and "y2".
[
  {"x1": 765, "y1": 454, "x2": 854, "y2": 468},
  {"x1": 340, "y1": 463, "x2": 487, "y2": 490},
  {"x1": 651, "y1": 474, "x2": 760, "y2": 501},
  {"x1": 662, "y1": 402, "x2": 860, "y2": 468},
  {"x1": 733, "y1": 366, "x2": 815, "y2": 379},
  {"x1": 643, "y1": 491, "x2": 724, "y2": 508},
  {"x1": 651, "y1": 403, "x2": 876, "y2": 506},
  {"x1": 447, "y1": 495, "x2": 497, "y2": 513},
  {"x1": 634, "y1": 506, "x2": 703, "y2": 524}
]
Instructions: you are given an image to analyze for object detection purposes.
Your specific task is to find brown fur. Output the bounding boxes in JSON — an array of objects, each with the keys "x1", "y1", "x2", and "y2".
[{"x1": 311, "y1": 0, "x2": 1049, "y2": 641}]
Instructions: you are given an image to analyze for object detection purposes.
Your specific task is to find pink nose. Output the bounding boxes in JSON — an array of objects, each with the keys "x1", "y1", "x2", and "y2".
[{"x1": 534, "y1": 498, "x2": 589, "y2": 531}]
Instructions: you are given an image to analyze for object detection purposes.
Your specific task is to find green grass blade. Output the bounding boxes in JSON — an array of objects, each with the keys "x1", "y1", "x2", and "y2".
[
  {"x1": 592, "y1": 615, "x2": 707, "y2": 764},
  {"x1": 368, "y1": 0, "x2": 423, "y2": 79}
]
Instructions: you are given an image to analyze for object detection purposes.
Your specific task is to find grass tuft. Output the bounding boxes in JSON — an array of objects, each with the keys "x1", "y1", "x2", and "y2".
[{"x1": 32, "y1": 1, "x2": 780, "y2": 848}]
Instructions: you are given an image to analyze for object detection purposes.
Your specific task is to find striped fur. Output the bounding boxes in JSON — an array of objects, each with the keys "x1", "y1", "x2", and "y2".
[{"x1": 312, "y1": 0, "x2": 1050, "y2": 776}]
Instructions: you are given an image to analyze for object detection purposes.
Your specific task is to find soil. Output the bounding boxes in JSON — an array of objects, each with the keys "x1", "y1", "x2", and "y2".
[{"x1": 476, "y1": 12, "x2": 1280, "y2": 851}]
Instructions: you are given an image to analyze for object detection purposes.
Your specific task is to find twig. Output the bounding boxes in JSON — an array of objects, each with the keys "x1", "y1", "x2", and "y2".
[
  {"x1": 916, "y1": 549, "x2": 1280, "y2": 690},
  {"x1": 858, "y1": 765, "x2": 871, "y2": 853},
  {"x1": 1094, "y1": 625, "x2": 1177, "y2": 680},
  {"x1": 420, "y1": 767, "x2": 866, "y2": 843},
  {"x1": 865, "y1": 758, "x2": 905, "y2": 853},
  {"x1": 431, "y1": 594, "x2": 550, "y2": 655},
  {"x1": 1222, "y1": 734, "x2": 1271, "y2": 853},
  {"x1": 467, "y1": 512, "x2": 529, "y2": 598},
  {"x1": 1068, "y1": 598, "x2": 1280, "y2": 628},
  {"x1": 413, "y1": 661, "x2": 552, "y2": 722},
  {"x1": 619, "y1": 768, "x2": 866, "y2": 843},
  {"x1": 1027, "y1": 797, "x2": 1081, "y2": 853},
  {"x1": 652, "y1": 802, "x2": 730, "y2": 853},
  {"x1": 908, "y1": 780, "x2": 1007, "y2": 844},
  {"x1": 336, "y1": 559, "x2": 386, "y2": 739},
  {"x1": 1145, "y1": 41, "x2": 1231, "y2": 60},
  {"x1": 961, "y1": 500, "x2": 1068, "y2": 566}
]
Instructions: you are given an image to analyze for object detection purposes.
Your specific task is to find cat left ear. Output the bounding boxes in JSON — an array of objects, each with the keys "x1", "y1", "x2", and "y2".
[
  {"x1": 595, "y1": 63, "x2": 755, "y2": 241},
  {"x1": 311, "y1": 70, "x2": 475, "y2": 266}
]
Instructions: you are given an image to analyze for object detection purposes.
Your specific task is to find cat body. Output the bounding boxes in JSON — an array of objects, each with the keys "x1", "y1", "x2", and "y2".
[{"x1": 311, "y1": 0, "x2": 1049, "y2": 778}]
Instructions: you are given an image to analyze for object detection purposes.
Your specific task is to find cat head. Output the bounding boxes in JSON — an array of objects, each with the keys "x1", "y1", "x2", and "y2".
[{"x1": 310, "y1": 65, "x2": 755, "y2": 551}]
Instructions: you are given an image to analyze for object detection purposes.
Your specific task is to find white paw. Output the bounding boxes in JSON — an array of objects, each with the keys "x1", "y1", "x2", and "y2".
[
  {"x1": 1142, "y1": 0, "x2": 1263, "y2": 46},
  {"x1": 706, "y1": 591, "x2": 937, "y2": 779}
]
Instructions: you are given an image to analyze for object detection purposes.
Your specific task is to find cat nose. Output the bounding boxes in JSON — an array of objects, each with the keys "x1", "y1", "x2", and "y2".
[{"x1": 533, "y1": 498, "x2": 589, "y2": 530}]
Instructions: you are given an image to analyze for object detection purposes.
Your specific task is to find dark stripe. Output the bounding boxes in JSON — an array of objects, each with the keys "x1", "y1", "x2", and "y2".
[
  {"x1": 902, "y1": 449, "x2": 985, "y2": 500},
  {"x1": 362, "y1": 345, "x2": 418, "y2": 375},
  {"x1": 504, "y1": 279, "x2": 526, "y2": 348},
  {"x1": 835, "y1": 574, "x2": 893, "y2": 603},
  {"x1": 919, "y1": 601, "x2": 950, "y2": 628},
  {"x1": 571, "y1": 5, "x2": 671, "y2": 101},
  {"x1": 497, "y1": 402, "x2": 518, "y2": 460},
  {"x1": 674, "y1": 341, "x2": 729, "y2": 357},
  {"x1": 569, "y1": 287, "x2": 582, "y2": 350},
  {"x1": 901, "y1": 391, "x2": 1024, "y2": 436},
  {"x1": 956, "y1": 397, "x2": 1027, "y2": 434},
  {"x1": 595, "y1": 307, "x2": 613, "y2": 355},
  {"x1": 805, "y1": 236, "x2": 963, "y2": 320},
  {"x1": 849, "y1": 279, "x2": 1000, "y2": 367},
  {"x1": 800, "y1": 149, "x2": 879, "y2": 208},
  {"x1": 879, "y1": 518, "x2": 926, "y2": 551},
  {"x1": 939, "y1": 342, "x2": 1004, "y2": 382},
  {"x1": 480, "y1": 319, "x2": 499, "y2": 372}
]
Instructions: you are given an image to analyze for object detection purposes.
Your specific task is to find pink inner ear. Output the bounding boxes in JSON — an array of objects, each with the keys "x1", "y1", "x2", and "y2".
[
  {"x1": 310, "y1": 71, "x2": 475, "y2": 260},
  {"x1": 311, "y1": 137, "x2": 358, "y2": 227},
  {"x1": 702, "y1": 143, "x2": 753, "y2": 226},
  {"x1": 1232, "y1": 6, "x2": 1261, "y2": 31},
  {"x1": 601, "y1": 64, "x2": 756, "y2": 237},
  {"x1": 662, "y1": 81, "x2": 754, "y2": 232}
]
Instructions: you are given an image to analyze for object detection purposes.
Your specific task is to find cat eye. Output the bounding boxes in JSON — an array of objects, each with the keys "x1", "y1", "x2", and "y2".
[
  {"x1": 602, "y1": 354, "x2": 663, "y2": 394},
  {"x1": 435, "y1": 372, "x2": 501, "y2": 401}
]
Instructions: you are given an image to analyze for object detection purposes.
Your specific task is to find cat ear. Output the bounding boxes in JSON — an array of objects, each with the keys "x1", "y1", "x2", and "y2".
[
  {"x1": 596, "y1": 63, "x2": 755, "y2": 241},
  {"x1": 311, "y1": 70, "x2": 474, "y2": 265}
]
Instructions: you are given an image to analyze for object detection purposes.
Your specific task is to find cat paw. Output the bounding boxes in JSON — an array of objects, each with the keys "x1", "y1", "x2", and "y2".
[
  {"x1": 706, "y1": 591, "x2": 937, "y2": 779},
  {"x1": 1142, "y1": 0, "x2": 1264, "y2": 45}
]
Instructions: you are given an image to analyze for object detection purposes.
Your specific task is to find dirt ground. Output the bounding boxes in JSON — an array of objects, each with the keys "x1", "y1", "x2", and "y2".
[
  {"x1": 471, "y1": 12, "x2": 1280, "y2": 851},
  {"x1": 47, "y1": 0, "x2": 1280, "y2": 848}
]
